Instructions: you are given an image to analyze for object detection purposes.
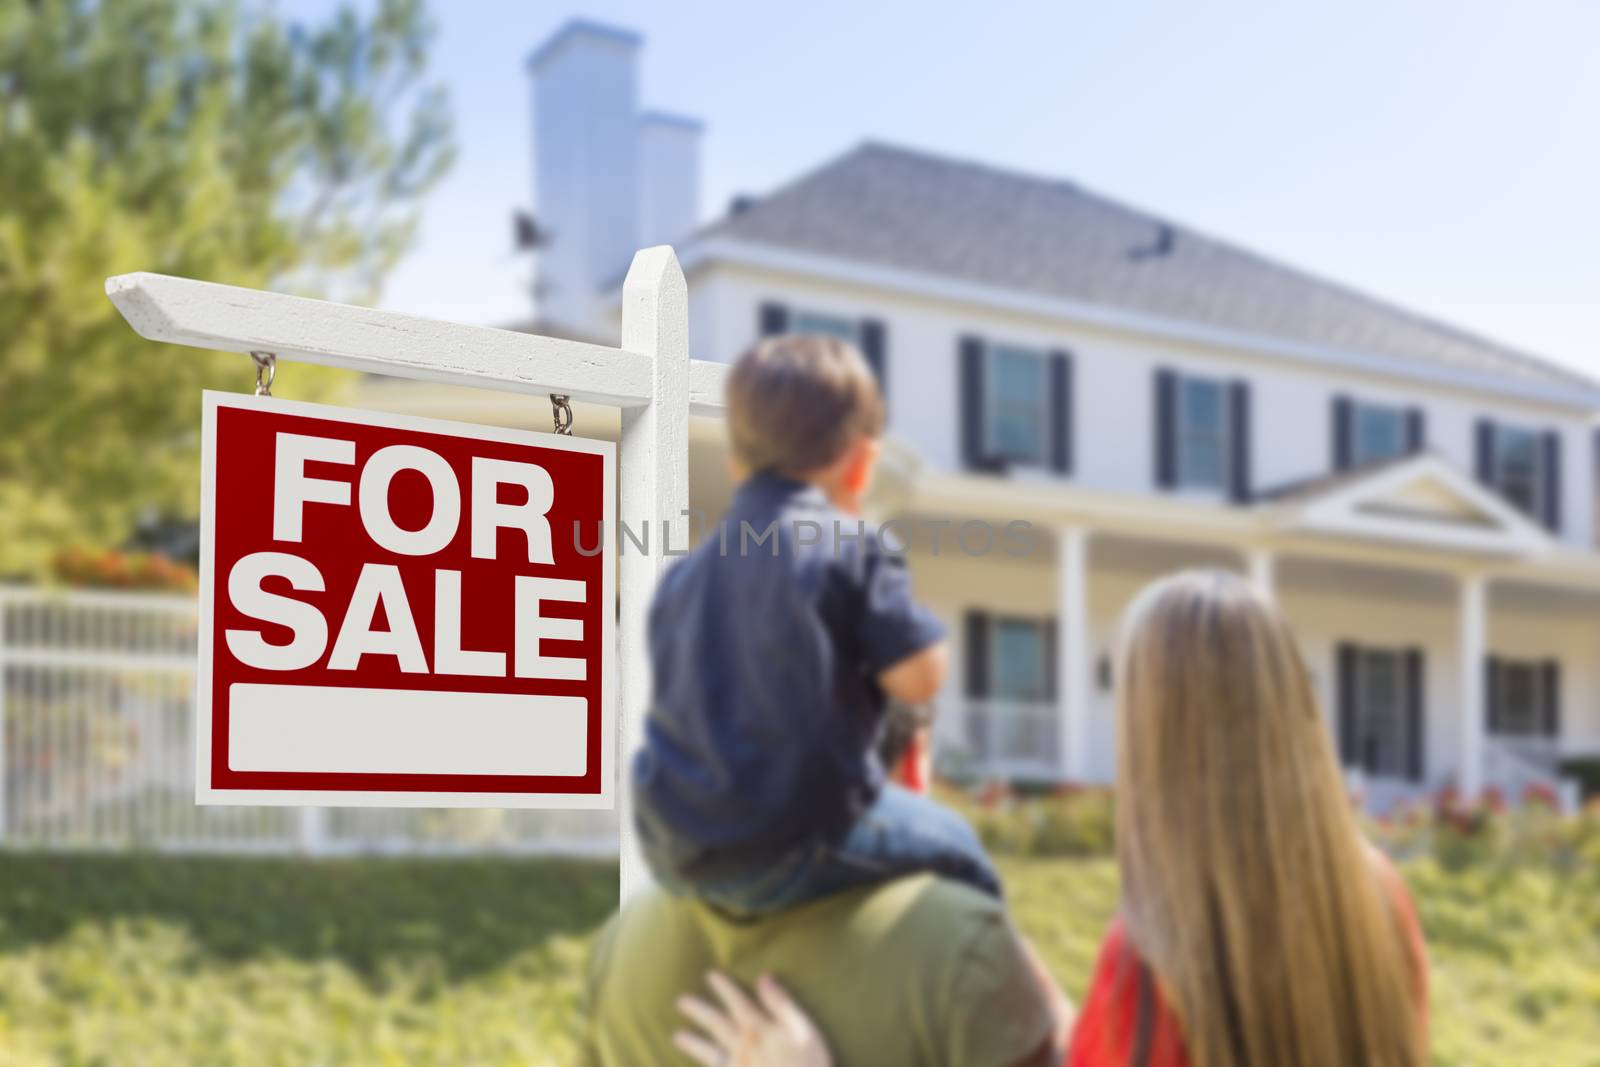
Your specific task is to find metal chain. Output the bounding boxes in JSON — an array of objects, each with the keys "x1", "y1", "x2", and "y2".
[
  {"x1": 550, "y1": 393, "x2": 574, "y2": 435},
  {"x1": 250, "y1": 351, "x2": 277, "y2": 397}
]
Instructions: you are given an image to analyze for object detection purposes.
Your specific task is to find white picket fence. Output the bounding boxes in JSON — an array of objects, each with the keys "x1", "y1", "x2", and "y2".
[{"x1": 0, "y1": 585, "x2": 617, "y2": 855}]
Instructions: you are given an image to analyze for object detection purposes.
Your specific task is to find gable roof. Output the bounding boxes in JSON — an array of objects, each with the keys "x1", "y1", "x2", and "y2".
[
  {"x1": 1262, "y1": 451, "x2": 1554, "y2": 558},
  {"x1": 699, "y1": 142, "x2": 1598, "y2": 401}
]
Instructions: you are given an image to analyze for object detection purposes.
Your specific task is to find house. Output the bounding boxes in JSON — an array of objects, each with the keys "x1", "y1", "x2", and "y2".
[{"x1": 367, "y1": 20, "x2": 1600, "y2": 808}]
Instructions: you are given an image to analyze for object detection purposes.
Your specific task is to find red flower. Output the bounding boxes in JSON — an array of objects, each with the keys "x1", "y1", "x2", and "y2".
[
  {"x1": 1432, "y1": 785, "x2": 1461, "y2": 817},
  {"x1": 978, "y1": 781, "x2": 1009, "y2": 809},
  {"x1": 52, "y1": 545, "x2": 197, "y2": 592},
  {"x1": 1522, "y1": 782, "x2": 1560, "y2": 809}
]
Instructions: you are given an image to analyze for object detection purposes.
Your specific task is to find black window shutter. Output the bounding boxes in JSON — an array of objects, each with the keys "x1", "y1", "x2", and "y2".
[
  {"x1": 1042, "y1": 619, "x2": 1058, "y2": 700},
  {"x1": 959, "y1": 336, "x2": 992, "y2": 472},
  {"x1": 1155, "y1": 369, "x2": 1178, "y2": 490},
  {"x1": 1332, "y1": 395, "x2": 1354, "y2": 470},
  {"x1": 1475, "y1": 419, "x2": 1497, "y2": 484},
  {"x1": 1542, "y1": 659, "x2": 1561, "y2": 738},
  {"x1": 1049, "y1": 350, "x2": 1073, "y2": 475},
  {"x1": 859, "y1": 318, "x2": 887, "y2": 394},
  {"x1": 758, "y1": 302, "x2": 790, "y2": 337},
  {"x1": 1542, "y1": 431, "x2": 1562, "y2": 533},
  {"x1": 1405, "y1": 407, "x2": 1426, "y2": 454},
  {"x1": 1404, "y1": 648, "x2": 1425, "y2": 783},
  {"x1": 1228, "y1": 380, "x2": 1252, "y2": 504},
  {"x1": 1486, "y1": 656, "x2": 1503, "y2": 734},
  {"x1": 1336, "y1": 643, "x2": 1359, "y2": 766},
  {"x1": 964, "y1": 610, "x2": 991, "y2": 698}
]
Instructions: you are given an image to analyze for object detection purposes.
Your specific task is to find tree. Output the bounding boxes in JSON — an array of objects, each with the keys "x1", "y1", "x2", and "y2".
[{"x1": 0, "y1": 0, "x2": 454, "y2": 577}]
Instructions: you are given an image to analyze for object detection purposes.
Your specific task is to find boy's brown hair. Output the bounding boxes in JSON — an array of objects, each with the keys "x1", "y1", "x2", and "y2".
[{"x1": 724, "y1": 334, "x2": 886, "y2": 474}]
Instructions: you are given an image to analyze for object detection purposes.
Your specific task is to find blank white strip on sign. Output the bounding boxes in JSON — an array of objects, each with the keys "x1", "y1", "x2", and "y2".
[{"x1": 228, "y1": 684, "x2": 588, "y2": 777}]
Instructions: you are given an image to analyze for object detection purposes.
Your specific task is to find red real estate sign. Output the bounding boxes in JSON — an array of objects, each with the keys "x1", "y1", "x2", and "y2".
[{"x1": 197, "y1": 393, "x2": 615, "y2": 808}]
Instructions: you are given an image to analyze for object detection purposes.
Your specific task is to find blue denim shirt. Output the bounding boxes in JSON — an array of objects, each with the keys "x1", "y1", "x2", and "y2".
[{"x1": 633, "y1": 472, "x2": 946, "y2": 874}]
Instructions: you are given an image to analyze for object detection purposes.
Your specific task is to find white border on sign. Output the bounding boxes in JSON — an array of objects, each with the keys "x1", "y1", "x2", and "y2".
[{"x1": 196, "y1": 391, "x2": 617, "y2": 809}]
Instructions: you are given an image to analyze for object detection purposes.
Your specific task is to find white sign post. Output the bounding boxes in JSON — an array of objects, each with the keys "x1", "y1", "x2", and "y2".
[{"x1": 107, "y1": 245, "x2": 713, "y2": 899}]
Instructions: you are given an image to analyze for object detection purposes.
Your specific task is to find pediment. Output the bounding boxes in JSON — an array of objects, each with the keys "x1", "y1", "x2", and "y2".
[{"x1": 1276, "y1": 454, "x2": 1553, "y2": 557}]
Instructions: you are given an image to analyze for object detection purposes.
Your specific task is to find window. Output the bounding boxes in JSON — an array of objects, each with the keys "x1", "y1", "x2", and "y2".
[
  {"x1": 791, "y1": 310, "x2": 858, "y2": 342},
  {"x1": 985, "y1": 345, "x2": 1050, "y2": 465},
  {"x1": 1352, "y1": 402, "x2": 1406, "y2": 465},
  {"x1": 1491, "y1": 659, "x2": 1553, "y2": 738},
  {"x1": 1354, "y1": 648, "x2": 1410, "y2": 778},
  {"x1": 990, "y1": 618, "x2": 1049, "y2": 703},
  {"x1": 1492, "y1": 426, "x2": 1543, "y2": 517},
  {"x1": 967, "y1": 615, "x2": 1056, "y2": 770},
  {"x1": 1178, "y1": 375, "x2": 1230, "y2": 490}
]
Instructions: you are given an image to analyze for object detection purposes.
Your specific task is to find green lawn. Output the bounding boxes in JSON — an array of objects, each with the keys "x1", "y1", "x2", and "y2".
[{"x1": 0, "y1": 851, "x2": 1594, "y2": 1065}]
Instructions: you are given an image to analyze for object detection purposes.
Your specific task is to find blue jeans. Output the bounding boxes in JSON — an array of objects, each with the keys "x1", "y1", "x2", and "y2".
[{"x1": 651, "y1": 786, "x2": 1002, "y2": 916}]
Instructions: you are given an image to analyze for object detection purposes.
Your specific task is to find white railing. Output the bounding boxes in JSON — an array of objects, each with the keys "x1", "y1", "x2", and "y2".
[
  {"x1": 1483, "y1": 738, "x2": 1582, "y2": 813},
  {"x1": 1347, "y1": 742, "x2": 1581, "y2": 815},
  {"x1": 953, "y1": 698, "x2": 1063, "y2": 782},
  {"x1": 0, "y1": 586, "x2": 617, "y2": 855}
]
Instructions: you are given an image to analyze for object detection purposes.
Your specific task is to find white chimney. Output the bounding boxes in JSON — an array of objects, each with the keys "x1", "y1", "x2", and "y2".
[
  {"x1": 527, "y1": 21, "x2": 642, "y2": 335},
  {"x1": 526, "y1": 21, "x2": 703, "y2": 336},
  {"x1": 637, "y1": 112, "x2": 703, "y2": 251}
]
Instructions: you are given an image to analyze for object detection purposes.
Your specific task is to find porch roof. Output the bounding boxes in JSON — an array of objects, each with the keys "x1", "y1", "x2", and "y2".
[{"x1": 877, "y1": 443, "x2": 1600, "y2": 588}]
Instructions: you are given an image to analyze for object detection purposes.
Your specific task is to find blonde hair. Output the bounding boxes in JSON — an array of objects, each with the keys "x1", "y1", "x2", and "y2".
[
  {"x1": 724, "y1": 334, "x2": 885, "y2": 475},
  {"x1": 1113, "y1": 570, "x2": 1424, "y2": 1067}
]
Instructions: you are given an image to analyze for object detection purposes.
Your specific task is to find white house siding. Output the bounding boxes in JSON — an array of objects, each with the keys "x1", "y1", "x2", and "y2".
[
  {"x1": 685, "y1": 263, "x2": 1597, "y2": 550},
  {"x1": 346, "y1": 259, "x2": 1597, "y2": 800},
  {"x1": 671, "y1": 258, "x2": 1598, "y2": 798},
  {"x1": 344, "y1": 265, "x2": 1600, "y2": 804}
]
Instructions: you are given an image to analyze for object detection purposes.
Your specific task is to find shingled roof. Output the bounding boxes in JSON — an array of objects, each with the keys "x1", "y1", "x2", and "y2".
[{"x1": 699, "y1": 142, "x2": 1596, "y2": 398}]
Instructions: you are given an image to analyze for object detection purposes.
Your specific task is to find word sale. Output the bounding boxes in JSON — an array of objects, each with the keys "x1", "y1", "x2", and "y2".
[{"x1": 224, "y1": 432, "x2": 587, "y2": 680}]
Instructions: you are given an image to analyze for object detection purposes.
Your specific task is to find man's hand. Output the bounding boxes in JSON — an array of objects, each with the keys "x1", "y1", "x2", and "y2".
[
  {"x1": 877, "y1": 641, "x2": 947, "y2": 706},
  {"x1": 674, "y1": 972, "x2": 832, "y2": 1067},
  {"x1": 1019, "y1": 936, "x2": 1076, "y2": 1059}
]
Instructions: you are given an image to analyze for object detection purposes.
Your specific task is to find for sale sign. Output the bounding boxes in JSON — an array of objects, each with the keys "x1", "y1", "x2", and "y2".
[{"x1": 197, "y1": 393, "x2": 615, "y2": 808}]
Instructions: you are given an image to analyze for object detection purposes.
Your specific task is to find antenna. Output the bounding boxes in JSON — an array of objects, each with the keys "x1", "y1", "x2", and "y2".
[{"x1": 1128, "y1": 222, "x2": 1175, "y2": 261}]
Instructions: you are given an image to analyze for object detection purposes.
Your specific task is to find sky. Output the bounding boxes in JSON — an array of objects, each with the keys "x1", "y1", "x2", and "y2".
[{"x1": 279, "y1": 0, "x2": 1600, "y2": 380}]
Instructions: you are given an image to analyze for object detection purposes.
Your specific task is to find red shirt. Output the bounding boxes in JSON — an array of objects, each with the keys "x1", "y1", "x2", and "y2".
[{"x1": 1065, "y1": 851, "x2": 1428, "y2": 1067}]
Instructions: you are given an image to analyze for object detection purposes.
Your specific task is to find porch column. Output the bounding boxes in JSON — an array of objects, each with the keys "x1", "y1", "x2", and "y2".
[
  {"x1": 1248, "y1": 548, "x2": 1275, "y2": 601},
  {"x1": 1458, "y1": 573, "x2": 1487, "y2": 800},
  {"x1": 1058, "y1": 526, "x2": 1092, "y2": 781}
]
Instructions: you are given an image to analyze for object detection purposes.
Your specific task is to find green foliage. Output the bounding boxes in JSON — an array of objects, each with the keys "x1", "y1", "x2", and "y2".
[
  {"x1": 1006, "y1": 850, "x2": 1600, "y2": 1067},
  {"x1": 0, "y1": 0, "x2": 455, "y2": 576},
  {"x1": 1, "y1": 835, "x2": 1598, "y2": 1065},
  {"x1": 940, "y1": 783, "x2": 1116, "y2": 858},
  {"x1": 0, "y1": 854, "x2": 615, "y2": 1066}
]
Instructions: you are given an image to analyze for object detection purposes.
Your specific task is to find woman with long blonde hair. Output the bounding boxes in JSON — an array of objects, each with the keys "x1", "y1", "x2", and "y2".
[
  {"x1": 1066, "y1": 569, "x2": 1427, "y2": 1066},
  {"x1": 674, "y1": 569, "x2": 1429, "y2": 1067}
]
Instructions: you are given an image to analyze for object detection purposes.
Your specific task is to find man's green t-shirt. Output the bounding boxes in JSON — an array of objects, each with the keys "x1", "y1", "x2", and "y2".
[{"x1": 580, "y1": 874, "x2": 1057, "y2": 1067}]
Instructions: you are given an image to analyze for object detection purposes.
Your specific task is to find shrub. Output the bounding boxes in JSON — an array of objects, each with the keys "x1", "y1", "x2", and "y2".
[
  {"x1": 52, "y1": 546, "x2": 197, "y2": 592},
  {"x1": 937, "y1": 780, "x2": 1114, "y2": 858},
  {"x1": 1030, "y1": 788, "x2": 1114, "y2": 857}
]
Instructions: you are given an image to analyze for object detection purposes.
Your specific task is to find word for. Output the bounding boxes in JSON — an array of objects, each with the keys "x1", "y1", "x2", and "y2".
[{"x1": 225, "y1": 433, "x2": 585, "y2": 679}]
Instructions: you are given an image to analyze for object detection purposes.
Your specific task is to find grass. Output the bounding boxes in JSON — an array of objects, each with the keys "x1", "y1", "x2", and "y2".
[
  {"x1": 0, "y1": 850, "x2": 1596, "y2": 1065},
  {"x1": 0, "y1": 854, "x2": 614, "y2": 1067}
]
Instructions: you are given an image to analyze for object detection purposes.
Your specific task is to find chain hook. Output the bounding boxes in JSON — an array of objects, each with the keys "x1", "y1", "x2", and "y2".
[
  {"x1": 250, "y1": 351, "x2": 277, "y2": 397},
  {"x1": 550, "y1": 393, "x2": 574, "y2": 436}
]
